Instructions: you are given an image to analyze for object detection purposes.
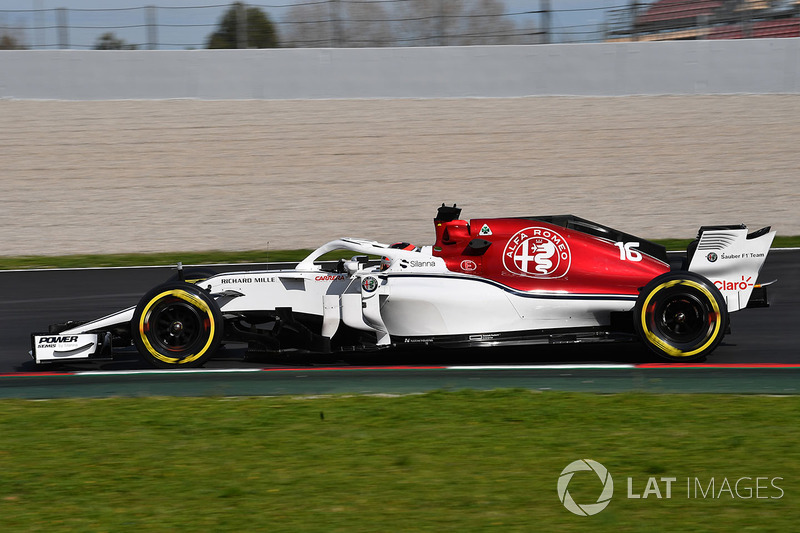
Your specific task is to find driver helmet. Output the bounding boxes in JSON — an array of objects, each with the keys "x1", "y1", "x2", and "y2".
[{"x1": 381, "y1": 242, "x2": 418, "y2": 271}]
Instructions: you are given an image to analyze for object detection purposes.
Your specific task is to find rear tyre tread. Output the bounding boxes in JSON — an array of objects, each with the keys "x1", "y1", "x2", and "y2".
[{"x1": 634, "y1": 271, "x2": 728, "y2": 362}]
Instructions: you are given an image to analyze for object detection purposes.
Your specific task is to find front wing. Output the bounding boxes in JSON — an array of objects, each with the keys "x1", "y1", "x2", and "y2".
[{"x1": 31, "y1": 333, "x2": 103, "y2": 363}]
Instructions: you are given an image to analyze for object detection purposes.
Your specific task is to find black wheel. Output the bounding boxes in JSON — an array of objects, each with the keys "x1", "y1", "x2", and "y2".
[
  {"x1": 634, "y1": 271, "x2": 728, "y2": 362},
  {"x1": 132, "y1": 282, "x2": 223, "y2": 368}
]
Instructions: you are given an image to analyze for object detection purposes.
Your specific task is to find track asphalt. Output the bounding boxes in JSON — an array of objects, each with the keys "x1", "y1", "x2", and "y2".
[{"x1": 0, "y1": 251, "x2": 797, "y2": 397}]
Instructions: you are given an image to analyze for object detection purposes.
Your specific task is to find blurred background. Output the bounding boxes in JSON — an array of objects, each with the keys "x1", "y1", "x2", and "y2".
[
  {"x1": 2, "y1": 0, "x2": 799, "y2": 51},
  {"x1": 2, "y1": 1, "x2": 799, "y2": 256}
]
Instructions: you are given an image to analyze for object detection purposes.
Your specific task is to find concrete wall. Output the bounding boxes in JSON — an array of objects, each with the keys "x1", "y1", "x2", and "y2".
[
  {"x1": 2, "y1": 39, "x2": 799, "y2": 100},
  {"x1": 2, "y1": 95, "x2": 798, "y2": 256}
]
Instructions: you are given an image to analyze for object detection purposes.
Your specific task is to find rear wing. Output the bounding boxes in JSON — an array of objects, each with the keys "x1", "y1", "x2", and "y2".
[{"x1": 687, "y1": 225, "x2": 776, "y2": 312}]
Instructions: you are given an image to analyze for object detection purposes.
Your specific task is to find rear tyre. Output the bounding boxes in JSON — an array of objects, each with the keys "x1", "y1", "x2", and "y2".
[
  {"x1": 634, "y1": 272, "x2": 728, "y2": 362},
  {"x1": 132, "y1": 282, "x2": 223, "y2": 368}
]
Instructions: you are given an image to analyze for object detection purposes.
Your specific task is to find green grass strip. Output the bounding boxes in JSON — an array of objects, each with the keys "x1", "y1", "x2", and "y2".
[
  {"x1": 1, "y1": 390, "x2": 798, "y2": 531},
  {"x1": 0, "y1": 249, "x2": 364, "y2": 271},
  {"x1": 1, "y1": 236, "x2": 798, "y2": 270}
]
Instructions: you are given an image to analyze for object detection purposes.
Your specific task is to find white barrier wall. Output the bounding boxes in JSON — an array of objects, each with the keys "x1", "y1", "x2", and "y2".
[{"x1": 2, "y1": 38, "x2": 799, "y2": 100}]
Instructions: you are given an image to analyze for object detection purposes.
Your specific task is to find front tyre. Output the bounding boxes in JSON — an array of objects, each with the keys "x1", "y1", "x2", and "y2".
[
  {"x1": 132, "y1": 282, "x2": 223, "y2": 368},
  {"x1": 634, "y1": 272, "x2": 728, "y2": 362}
]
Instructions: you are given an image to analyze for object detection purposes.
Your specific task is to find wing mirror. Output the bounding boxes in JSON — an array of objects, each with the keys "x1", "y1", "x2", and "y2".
[{"x1": 344, "y1": 255, "x2": 369, "y2": 275}]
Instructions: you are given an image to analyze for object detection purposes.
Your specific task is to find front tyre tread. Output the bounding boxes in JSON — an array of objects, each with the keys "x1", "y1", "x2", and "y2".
[{"x1": 131, "y1": 282, "x2": 223, "y2": 369}]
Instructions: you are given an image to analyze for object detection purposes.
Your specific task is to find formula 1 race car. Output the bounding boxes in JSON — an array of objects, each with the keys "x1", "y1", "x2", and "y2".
[{"x1": 31, "y1": 205, "x2": 775, "y2": 368}]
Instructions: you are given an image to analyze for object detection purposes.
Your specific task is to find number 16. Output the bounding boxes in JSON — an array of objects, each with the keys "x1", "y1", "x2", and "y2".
[{"x1": 615, "y1": 242, "x2": 642, "y2": 261}]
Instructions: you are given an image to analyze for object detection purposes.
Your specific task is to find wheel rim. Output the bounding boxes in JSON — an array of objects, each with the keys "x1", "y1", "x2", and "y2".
[
  {"x1": 147, "y1": 298, "x2": 207, "y2": 353},
  {"x1": 656, "y1": 294, "x2": 708, "y2": 344}
]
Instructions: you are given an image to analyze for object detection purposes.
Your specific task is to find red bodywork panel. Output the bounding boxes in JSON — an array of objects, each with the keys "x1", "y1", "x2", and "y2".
[{"x1": 433, "y1": 217, "x2": 669, "y2": 295}]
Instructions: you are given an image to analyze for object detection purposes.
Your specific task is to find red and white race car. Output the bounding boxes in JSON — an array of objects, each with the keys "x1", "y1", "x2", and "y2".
[{"x1": 32, "y1": 205, "x2": 775, "y2": 368}]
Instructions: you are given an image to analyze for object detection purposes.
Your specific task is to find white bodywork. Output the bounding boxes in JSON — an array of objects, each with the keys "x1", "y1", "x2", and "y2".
[{"x1": 202, "y1": 238, "x2": 636, "y2": 341}]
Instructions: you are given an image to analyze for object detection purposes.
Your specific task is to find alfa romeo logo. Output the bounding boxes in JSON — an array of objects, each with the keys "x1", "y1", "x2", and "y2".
[
  {"x1": 503, "y1": 227, "x2": 571, "y2": 278},
  {"x1": 557, "y1": 459, "x2": 614, "y2": 516},
  {"x1": 362, "y1": 276, "x2": 379, "y2": 292}
]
